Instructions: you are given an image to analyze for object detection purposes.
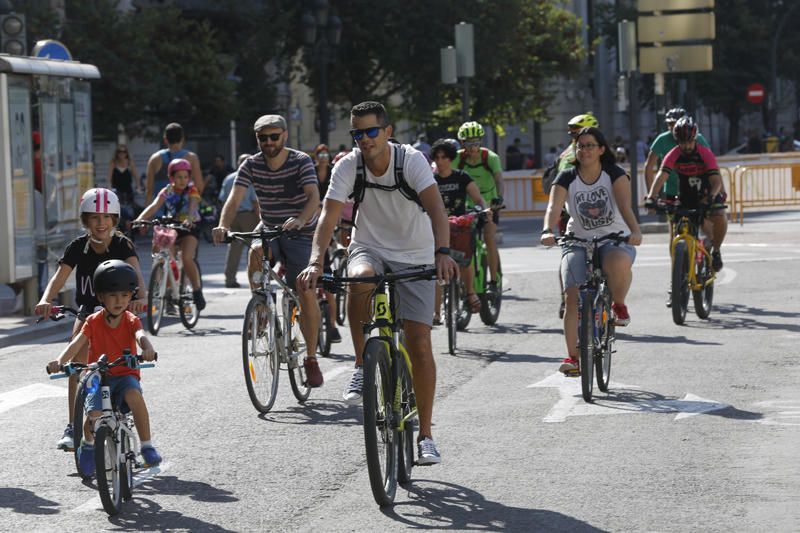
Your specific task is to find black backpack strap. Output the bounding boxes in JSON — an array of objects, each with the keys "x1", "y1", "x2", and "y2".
[{"x1": 392, "y1": 144, "x2": 423, "y2": 208}]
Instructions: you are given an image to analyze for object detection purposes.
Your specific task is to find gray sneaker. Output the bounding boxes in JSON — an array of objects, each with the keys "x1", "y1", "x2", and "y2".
[
  {"x1": 417, "y1": 437, "x2": 441, "y2": 465},
  {"x1": 56, "y1": 424, "x2": 74, "y2": 451},
  {"x1": 342, "y1": 367, "x2": 364, "y2": 405}
]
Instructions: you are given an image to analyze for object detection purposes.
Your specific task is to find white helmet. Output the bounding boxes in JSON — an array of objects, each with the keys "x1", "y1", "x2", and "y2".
[{"x1": 79, "y1": 188, "x2": 120, "y2": 216}]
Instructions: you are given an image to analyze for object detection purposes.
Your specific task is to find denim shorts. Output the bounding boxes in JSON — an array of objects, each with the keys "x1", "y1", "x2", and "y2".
[
  {"x1": 561, "y1": 242, "x2": 636, "y2": 290},
  {"x1": 347, "y1": 246, "x2": 435, "y2": 327},
  {"x1": 85, "y1": 374, "x2": 142, "y2": 414}
]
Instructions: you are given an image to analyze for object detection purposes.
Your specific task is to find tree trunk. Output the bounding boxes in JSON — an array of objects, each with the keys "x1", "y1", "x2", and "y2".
[{"x1": 727, "y1": 101, "x2": 741, "y2": 152}]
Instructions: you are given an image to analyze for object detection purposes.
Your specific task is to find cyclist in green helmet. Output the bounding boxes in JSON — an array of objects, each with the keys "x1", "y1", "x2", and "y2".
[{"x1": 453, "y1": 121, "x2": 503, "y2": 287}]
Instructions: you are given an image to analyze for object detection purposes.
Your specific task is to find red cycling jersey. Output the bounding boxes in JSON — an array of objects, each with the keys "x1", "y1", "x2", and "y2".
[{"x1": 660, "y1": 144, "x2": 722, "y2": 208}]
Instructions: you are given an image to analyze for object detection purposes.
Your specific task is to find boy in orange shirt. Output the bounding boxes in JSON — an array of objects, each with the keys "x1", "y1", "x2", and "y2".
[{"x1": 48, "y1": 260, "x2": 160, "y2": 477}]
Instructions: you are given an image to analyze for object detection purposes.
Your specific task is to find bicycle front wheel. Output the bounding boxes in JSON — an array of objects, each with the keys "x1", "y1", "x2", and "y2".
[
  {"x1": 693, "y1": 251, "x2": 714, "y2": 319},
  {"x1": 72, "y1": 379, "x2": 87, "y2": 477},
  {"x1": 362, "y1": 338, "x2": 398, "y2": 507},
  {"x1": 242, "y1": 296, "x2": 279, "y2": 414},
  {"x1": 120, "y1": 431, "x2": 134, "y2": 501},
  {"x1": 671, "y1": 241, "x2": 690, "y2": 325},
  {"x1": 288, "y1": 302, "x2": 312, "y2": 402},
  {"x1": 479, "y1": 258, "x2": 502, "y2": 325},
  {"x1": 397, "y1": 357, "x2": 416, "y2": 485},
  {"x1": 318, "y1": 300, "x2": 332, "y2": 357},
  {"x1": 596, "y1": 289, "x2": 614, "y2": 392},
  {"x1": 147, "y1": 263, "x2": 166, "y2": 335},
  {"x1": 179, "y1": 268, "x2": 200, "y2": 329},
  {"x1": 95, "y1": 425, "x2": 123, "y2": 516},
  {"x1": 579, "y1": 293, "x2": 594, "y2": 402},
  {"x1": 332, "y1": 250, "x2": 348, "y2": 326}
]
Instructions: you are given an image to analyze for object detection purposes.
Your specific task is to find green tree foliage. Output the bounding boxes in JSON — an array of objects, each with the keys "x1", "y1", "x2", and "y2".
[
  {"x1": 21, "y1": 1, "x2": 235, "y2": 139},
  {"x1": 309, "y1": 0, "x2": 586, "y2": 131}
]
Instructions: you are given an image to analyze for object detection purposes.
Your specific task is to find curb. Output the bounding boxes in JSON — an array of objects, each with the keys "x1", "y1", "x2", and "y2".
[{"x1": 0, "y1": 319, "x2": 73, "y2": 349}]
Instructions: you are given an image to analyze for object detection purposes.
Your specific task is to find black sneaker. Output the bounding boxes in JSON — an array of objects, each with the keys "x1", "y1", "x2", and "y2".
[
  {"x1": 193, "y1": 290, "x2": 206, "y2": 311},
  {"x1": 711, "y1": 251, "x2": 723, "y2": 272},
  {"x1": 225, "y1": 280, "x2": 241, "y2": 288},
  {"x1": 329, "y1": 328, "x2": 342, "y2": 343}
]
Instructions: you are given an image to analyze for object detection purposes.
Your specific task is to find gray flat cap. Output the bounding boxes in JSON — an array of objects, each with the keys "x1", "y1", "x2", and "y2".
[{"x1": 253, "y1": 114, "x2": 287, "y2": 132}]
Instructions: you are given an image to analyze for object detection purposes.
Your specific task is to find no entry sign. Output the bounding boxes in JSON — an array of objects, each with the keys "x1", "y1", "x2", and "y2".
[{"x1": 747, "y1": 83, "x2": 765, "y2": 104}]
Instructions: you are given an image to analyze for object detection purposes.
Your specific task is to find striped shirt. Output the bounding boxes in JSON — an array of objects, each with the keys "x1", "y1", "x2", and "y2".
[{"x1": 234, "y1": 149, "x2": 318, "y2": 236}]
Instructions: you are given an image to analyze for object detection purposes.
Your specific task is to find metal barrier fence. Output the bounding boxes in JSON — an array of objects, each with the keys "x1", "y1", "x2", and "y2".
[
  {"x1": 731, "y1": 163, "x2": 800, "y2": 223},
  {"x1": 501, "y1": 163, "x2": 799, "y2": 224}
]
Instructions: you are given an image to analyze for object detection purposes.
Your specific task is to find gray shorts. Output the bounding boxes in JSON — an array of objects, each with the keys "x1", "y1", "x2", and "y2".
[
  {"x1": 561, "y1": 242, "x2": 636, "y2": 290},
  {"x1": 347, "y1": 246, "x2": 435, "y2": 327}
]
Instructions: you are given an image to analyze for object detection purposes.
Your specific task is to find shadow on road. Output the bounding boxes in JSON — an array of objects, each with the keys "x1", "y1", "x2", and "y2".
[
  {"x1": 0, "y1": 488, "x2": 59, "y2": 515},
  {"x1": 257, "y1": 400, "x2": 361, "y2": 426},
  {"x1": 384, "y1": 479, "x2": 608, "y2": 532},
  {"x1": 684, "y1": 303, "x2": 800, "y2": 333},
  {"x1": 594, "y1": 389, "x2": 763, "y2": 421},
  {"x1": 136, "y1": 475, "x2": 237, "y2": 503},
  {"x1": 452, "y1": 347, "x2": 560, "y2": 365},
  {"x1": 461, "y1": 323, "x2": 561, "y2": 336},
  {"x1": 108, "y1": 497, "x2": 236, "y2": 532},
  {"x1": 616, "y1": 332, "x2": 722, "y2": 346}
]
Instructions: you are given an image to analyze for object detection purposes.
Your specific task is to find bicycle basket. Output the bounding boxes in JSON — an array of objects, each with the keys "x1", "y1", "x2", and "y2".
[
  {"x1": 449, "y1": 214, "x2": 475, "y2": 265},
  {"x1": 153, "y1": 226, "x2": 178, "y2": 248}
]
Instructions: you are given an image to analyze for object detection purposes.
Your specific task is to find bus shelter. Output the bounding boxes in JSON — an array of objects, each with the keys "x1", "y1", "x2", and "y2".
[{"x1": 0, "y1": 54, "x2": 100, "y2": 314}]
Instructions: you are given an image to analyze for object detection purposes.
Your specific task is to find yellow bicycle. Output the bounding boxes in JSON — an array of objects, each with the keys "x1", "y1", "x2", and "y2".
[
  {"x1": 323, "y1": 267, "x2": 436, "y2": 507},
  {"x1": 657, "y1": 199, "x2": 719, "y2": 324}
]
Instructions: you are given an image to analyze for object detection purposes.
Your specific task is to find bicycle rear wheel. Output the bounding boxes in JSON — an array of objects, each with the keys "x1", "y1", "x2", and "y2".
[
  {"x1": 179, "y1": 268, "x2": 199, "y2": 329},
  {"x1": 95, "y1": 425, "x2": 123, "y2": 516},
  {"x1": 446, "y1": 278, "x2": 458, "y2": 354},
  {"x1": 693, "y1": 251, "x2": 714, "y2": 319},
  {"x1": 318, "y1": 300, "x2": 332, "y2": 357},
  {"x1": 596, "y1": 288, "x2": 614, "y2": 392},
  {"x1": 456, "y1": 281, "x2": 472, "y2": 331},
  {"x1": 671, "y1": 241, "x2": 690, "y2": 325},
  {"x1": 362, "y1": 338, "x2": 398, "y2": 507},
  {"x1": 479, "y1": 258, "x2": 502, "y2": 325},
  {"x1": 242, "y1": 296, "x2": 279, "y2": 413},
  {"x1": 397, "y1": 358, "x2": 415, "y2": 485},
  {"x1": 147, "y1": 263, "x2": 166, "y2": 335},
  {"x1": 579, "y1": 293, "x2": 594, "y2": 402}
]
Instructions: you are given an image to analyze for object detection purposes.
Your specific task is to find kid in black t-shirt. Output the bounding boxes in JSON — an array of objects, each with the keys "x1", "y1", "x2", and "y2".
[
  {"x1": 35, "y1": 188, "x2": 147, "y2": 451},
  {"x1": 430, "y1": 139, "x2": 487, "y2": 321}
]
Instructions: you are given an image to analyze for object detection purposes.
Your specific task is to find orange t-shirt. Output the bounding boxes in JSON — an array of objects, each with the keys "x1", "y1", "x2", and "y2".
[{"x1": 80, "y1": 310, "x2": 142, "y2": 379}]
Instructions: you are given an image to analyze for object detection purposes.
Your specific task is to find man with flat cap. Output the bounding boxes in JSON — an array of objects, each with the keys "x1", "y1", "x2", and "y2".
[{"x1": 213, "y1": 114, "x2": 324, "y2": 387}]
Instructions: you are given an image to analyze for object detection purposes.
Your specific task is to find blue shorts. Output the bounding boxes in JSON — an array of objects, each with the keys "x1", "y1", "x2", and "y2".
[
  {"x1": 85, "y1": 374, "x2": 142, "y2": 414},
  {"x1": 561, "y1": 242, "x2": 636, "y2": 290}
]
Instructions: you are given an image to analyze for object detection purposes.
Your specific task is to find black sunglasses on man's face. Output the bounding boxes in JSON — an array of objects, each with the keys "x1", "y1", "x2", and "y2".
[
  {"x1": 349, "y1": 126, "x2": 384, "y2": 141},
  {"x1": 257, "y1": 133, "x2": 282, "y2": 143}
]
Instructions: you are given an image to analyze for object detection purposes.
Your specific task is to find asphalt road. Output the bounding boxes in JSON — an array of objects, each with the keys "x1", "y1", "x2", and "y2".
[{"x1": 1, "y1": 213, "x2": 799, "y2": 532}]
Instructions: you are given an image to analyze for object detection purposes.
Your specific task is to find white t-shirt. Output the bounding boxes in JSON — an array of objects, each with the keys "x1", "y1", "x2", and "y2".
[
  {"x1": 554, "y1": 164, "x2": 631, "y2": 240},
  {"x1": 326, "y1": 144, "x2": 436, "y2": 264}
]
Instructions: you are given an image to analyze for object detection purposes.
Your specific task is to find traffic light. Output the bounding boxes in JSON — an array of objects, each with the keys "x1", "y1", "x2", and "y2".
[{"x1": 0, "y1": 13, "x2": 26, "y2": 56}]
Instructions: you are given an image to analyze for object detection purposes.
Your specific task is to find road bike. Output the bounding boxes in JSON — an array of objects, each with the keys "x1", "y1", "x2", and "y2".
[
  {"x1": 47, "y1": 351, "x2": 156, "y2": 516},
  {"x1": 558, "y1": 232, "x2": 628, "y2": 402},
  {"x1": 656, "y1": 199, "x2": 719, "y2": 325},
  {"x1": 226, "y1": 227, "x2": 318, "y2": 413},
  {"x1": 451, "y1": 206, "x2": 504, "y2": 330},
  {"x1": 322, "y1": 266, "x2": 436, "y2": 507},
  {"x1": 134, "y1": 218, "x2": 202, "y2": 335}
]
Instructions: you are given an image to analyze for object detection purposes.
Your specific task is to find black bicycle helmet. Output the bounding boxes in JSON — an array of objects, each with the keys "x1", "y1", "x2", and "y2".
[
  {"x1": 93, "y1": 260, "x2": 139, "y2": 295},
  {"x1": 672, "y1": 116, "x2": 698, "y2": 143},
  {"x1": 665, "y1": 107, "x2": 687, "y2": 122}
]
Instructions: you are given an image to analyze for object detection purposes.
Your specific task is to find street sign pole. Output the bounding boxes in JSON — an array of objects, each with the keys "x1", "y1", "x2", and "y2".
[{"x1": 619, "y1": 20, "x2": 640, "y2": 221}]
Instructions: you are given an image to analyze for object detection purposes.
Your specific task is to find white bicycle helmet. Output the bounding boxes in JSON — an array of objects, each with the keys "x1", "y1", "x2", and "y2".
[{"x1": 79, "y1": 188, "x2": 120, "y2": 216}]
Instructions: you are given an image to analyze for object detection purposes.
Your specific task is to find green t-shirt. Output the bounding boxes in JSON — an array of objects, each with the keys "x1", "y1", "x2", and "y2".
[
  {"x1": 557, "y1": 144, "x2": 576, "y2": 171},
  {"x1": 650, "y1": 130, "x2": 710, "y2": 195},
  {"x1": 453, "y1": 148, "x2": 502, "y2": 206}
]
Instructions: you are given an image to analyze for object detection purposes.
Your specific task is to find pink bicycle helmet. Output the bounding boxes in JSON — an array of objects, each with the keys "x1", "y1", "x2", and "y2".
[{"x1": 167, "y1": 158, "x2": 192, "y2": 181}]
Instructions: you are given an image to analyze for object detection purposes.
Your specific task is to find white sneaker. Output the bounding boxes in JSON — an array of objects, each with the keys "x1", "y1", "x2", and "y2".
[
  {"x1": 342, "y1": 367, "x2": 364, "y2": 405},
  {"x1": 417, "y1": 437, "x2": 441, "y2": 465},
  {"x1": 56, "y1": 424, "x2": 74, "y2": 451}
]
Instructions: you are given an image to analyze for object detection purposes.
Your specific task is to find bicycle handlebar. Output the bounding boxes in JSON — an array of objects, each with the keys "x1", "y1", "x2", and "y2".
[
  {"x1": 47, "y1": 352, "x2": 158, "y2": 378},
  {"x1": 321, "y1": 267, "x2": 437, "y2": 292},
  {"x1": 225, "y1": 226, "x2": 299, "y2": 244},
  {"x1": 36, "y1": 305, "x2": 80, "y2": 323},
  {"x1": 132, "y1": 218, "x2": 194, "y2": 233},
  {"x1": 556, "y1": 231, "x2": 630, "y2": 246},
  {"x1": 650, "y1": 199, "x2": 726, "y2": 215}
]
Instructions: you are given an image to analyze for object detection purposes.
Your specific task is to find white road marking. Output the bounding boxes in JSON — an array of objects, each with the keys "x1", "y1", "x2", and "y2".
[
  {"x1": 715, "y1": 267, "x2": 737, "y2": 285},
  {"x1": 0, "y1": 383, "x2": 67, "y2": 415},
  {"x1": 529, "y1": 373, "x2": 729, "y2": 423},
  {"x1": 754, "y1": 400, "x2": 800, "y2": 427},
  {"x1": 71, "y1": 462, "x2": 170, "y2": 513}
]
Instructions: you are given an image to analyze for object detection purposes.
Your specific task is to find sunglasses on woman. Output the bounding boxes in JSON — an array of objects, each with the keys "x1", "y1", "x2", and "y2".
[{"x1": 349, "y1": 126, "x2": 384, "y2": 141}]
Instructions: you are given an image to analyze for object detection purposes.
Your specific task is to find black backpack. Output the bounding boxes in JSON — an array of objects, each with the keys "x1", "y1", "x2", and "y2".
[
  {"x1": 541, "y1": 157, "x2": 561, "y2": 194},
  {"x1": 348, "y1": 143, "x2": 423, "y2": 224}
]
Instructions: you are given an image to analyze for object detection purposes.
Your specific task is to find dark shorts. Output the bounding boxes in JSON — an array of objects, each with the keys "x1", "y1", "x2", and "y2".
[{"x1": 268, "y1": 235, "x2": 312, "y2": 290}]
